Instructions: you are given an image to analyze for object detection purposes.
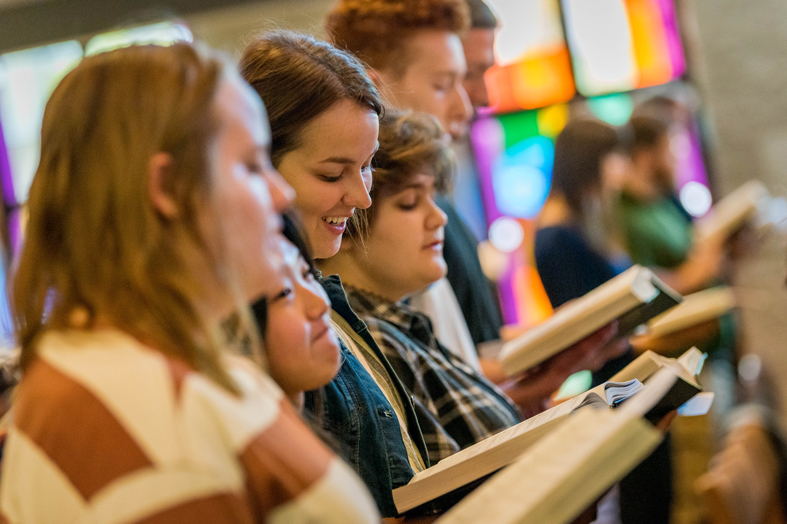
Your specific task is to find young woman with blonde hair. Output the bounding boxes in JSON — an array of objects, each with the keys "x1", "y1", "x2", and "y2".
[{"x1": 1, "y1": 43, "x2": 379, "y2": 523}]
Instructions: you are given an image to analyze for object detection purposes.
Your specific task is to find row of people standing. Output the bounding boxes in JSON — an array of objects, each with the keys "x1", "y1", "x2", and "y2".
[{"x1": 0, "y1": 0, "x2": 703, "y2": 523}]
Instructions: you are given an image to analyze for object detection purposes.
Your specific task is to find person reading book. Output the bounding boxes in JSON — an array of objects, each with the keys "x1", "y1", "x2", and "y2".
[
  {"x1": 0, "y1": 43, "x2": 381, "y2": 523},
  {"x1": 535, "y1": 118, "x2": 674, "y2": 524},
  {"x1": 614, "y1": 114, "x2": 728, "y2": 295},
  {"x1": 319, "y1": 111, "x2": 617, "y2": 465},
  {"x1": 614, "y1": 113, "x2": 737, "y2": 360},
  {"x1": 240, "y1": 31, "x2": 430, "y2": 518}
]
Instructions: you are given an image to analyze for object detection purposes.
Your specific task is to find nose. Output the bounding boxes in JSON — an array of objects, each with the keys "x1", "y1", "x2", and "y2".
[
  {"x1": 451, "y1": 84, "x2": 473, "y2": 129},
  {"x1": 342, "y1": 169, "x2": 373, "y2": 210},
  {"x1": 427, "y1": 197, "x2": 448, "y2": 230},
  {"x1": 466, "y1": 77, "x2": 489, "y2": 109},
  {"x1": 304, "y1": 285, "x2": 330, "y2": 320},
  {"x1": 266, "y1": 169, "x2": 295, "y2": 212}
]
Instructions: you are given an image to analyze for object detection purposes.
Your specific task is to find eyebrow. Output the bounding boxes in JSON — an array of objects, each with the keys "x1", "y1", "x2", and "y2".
[
  {"x1": 400, "y1": 179, "x2": 435, "y2": 191},
  {"x1": 317, "y1": 157, "x2": 357, "y2": 165},
  {"x1": 317, "y1": 143, "x2": 380, "y2": 165}
]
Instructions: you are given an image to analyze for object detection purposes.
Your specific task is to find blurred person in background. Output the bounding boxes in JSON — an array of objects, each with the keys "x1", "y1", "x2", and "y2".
[
  {"x1": 1, "y1": 43, "x2": 382, "y2": 523},
  {"x1": 535, "y1": 118, "x2": 673, "y2": 524},
  {"x1": 614, "y1": 113, "x2": 737, "y2": 363},
  {"x1": 240, "y1": 31, "x2": 430, "y2": 519},
  {"x1": 615, "y1": 114, "x2": 727, "y2": 296},
  {"x1": 325, "y1": 0, "x2": 618, "y2": 415}
]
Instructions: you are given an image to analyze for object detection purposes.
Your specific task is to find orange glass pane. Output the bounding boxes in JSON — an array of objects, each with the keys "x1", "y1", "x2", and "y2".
[
  {"x1": 627, "y1": 0, "x2": 674, "y2": 88},
  {"x1": 486, "y1": 47, "x2": 576, "y2": 113},
  {"x1": 510, "y1": 219, "x2": 553, "y2": 327}
]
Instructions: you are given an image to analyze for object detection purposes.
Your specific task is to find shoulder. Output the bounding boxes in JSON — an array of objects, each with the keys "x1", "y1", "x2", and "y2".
[{"x1": 535, "y1": 225, "x2": 592, "y2": 258}]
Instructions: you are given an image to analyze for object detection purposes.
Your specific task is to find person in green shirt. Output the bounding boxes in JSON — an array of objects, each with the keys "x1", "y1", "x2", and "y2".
[{"x1": 614, "y1": 114, "x2": 735, "y2": 360}]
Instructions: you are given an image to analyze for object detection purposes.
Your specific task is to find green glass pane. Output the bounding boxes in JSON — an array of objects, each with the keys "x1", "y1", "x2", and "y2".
[
  {"x1": 587, "y1": 93, "x2": 634, "y2": 126},
  {"x1": 498, "y1": 110, "x2": 539, "y2": 148}
]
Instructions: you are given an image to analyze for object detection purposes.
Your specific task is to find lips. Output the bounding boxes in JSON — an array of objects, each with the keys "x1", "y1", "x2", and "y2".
[
  {"x1": 311, "y1": 322, "x2": 330, "y2": 343},
  {"x1": 322, "y1": 215, "x2": 351, "y2": 235},
  {"x1": 423, "y1": 239, "x2": 444, "y2": 250}
]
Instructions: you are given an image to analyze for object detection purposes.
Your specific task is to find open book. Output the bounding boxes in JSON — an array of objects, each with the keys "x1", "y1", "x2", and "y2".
[
  {"x1": 498, "y1": 265, "x2": 682, "y2": 376},
  {"x1": 433, "y1": 370, "x2": 682, "y2": 524},
  {"x1": 695, "y1": 180, "x2": 769, "y2": 242},
  {"x1": 392, "y1": 346, "x2": 706, "y2": 515},
  {"x1": 611, "y1": 347, "x2": 706, "y2": 422},
  {"x1": 645, "y1": 286, "x2": 736, "y2": 338},
  {"x1": 392, "y1": 380, "x2": 646, "y2": 513},
  {"x1": 394, "y1": 348, "x2": 704, "y2": 515}
]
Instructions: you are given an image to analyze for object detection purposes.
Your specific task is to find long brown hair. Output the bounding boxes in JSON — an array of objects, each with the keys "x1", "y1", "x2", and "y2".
[
  {"x1": 551, "y1": 118, "x2": 619, "y2": 216},
  {"x1": 239, "y1": 30, "x2": 383, "y2": 240},
  {"x1": 14, "y1": 44, "x2": 242, "y2": 392},
  {"x1": 239, "y1": 30, "x2": 384, "y2": 168}
]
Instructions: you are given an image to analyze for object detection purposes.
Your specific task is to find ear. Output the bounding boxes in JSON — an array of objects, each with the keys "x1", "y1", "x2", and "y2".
[{"x1": 148, "y1": 152, "x2": 180, "y2": 219}]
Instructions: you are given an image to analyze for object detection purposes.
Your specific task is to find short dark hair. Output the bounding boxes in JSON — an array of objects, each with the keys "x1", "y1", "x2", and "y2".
[
  {"x1": 345, "y1": 110, "x2": 455, "y2": 240},
  {"x1": 551, "y1": 119, "x2": 619, "y2": 215},
  {"x1": 466, "y1": 0, "x2": 498, "y2": 29},
  {"x1": 325, "y1": 0, "x2": 470, "y2": 76},
  {"x1": 239, "y1": 30, "x2": 384, "y2": 168},
  {"x1": 624, "y1": 114, "x2": 670, "y2": 156}
]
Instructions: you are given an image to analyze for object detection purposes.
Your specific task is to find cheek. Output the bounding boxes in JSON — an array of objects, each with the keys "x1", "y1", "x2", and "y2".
[
  {"x1": 265, "y1": 313, "x2": 306, "y2": 368},
  {"x1": 369, "y1": 210, "x2": 419, "y2": 258}
]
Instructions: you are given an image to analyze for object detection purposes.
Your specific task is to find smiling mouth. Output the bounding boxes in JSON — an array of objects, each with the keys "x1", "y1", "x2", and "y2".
[{"x1": 323, "y1": 216, "x2": 347, "y2": 225}]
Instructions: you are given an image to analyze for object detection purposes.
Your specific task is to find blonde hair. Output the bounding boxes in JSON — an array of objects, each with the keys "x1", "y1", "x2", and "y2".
[{"x1": 14, "y1": 44, "x2": 245, "y2": 392}]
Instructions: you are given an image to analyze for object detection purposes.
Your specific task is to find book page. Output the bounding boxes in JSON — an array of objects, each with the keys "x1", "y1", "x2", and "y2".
[
  {"x1": 407, "y1": 392, "x2": 589, "y2": 484},
  {"x1": 435, "y1": 409, "x2": 662, "y2": 524},
  {"x1": 498, "y1": 266, "x2": 653, "y2": 374},
  {"x1": 618, "y1": 367, "x2": 679, "y2": 418},
  {"x1": 695, "y1": 180, "x2": 768, "y2": 241},
  {"x1": 647, "y1": 287, "x2": 735, "y2": 338}
]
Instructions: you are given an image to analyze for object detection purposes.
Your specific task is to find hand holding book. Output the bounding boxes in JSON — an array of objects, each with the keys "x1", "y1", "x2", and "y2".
[{"x1": 497, "y1": 322, "x2": 619, "y2": 416}]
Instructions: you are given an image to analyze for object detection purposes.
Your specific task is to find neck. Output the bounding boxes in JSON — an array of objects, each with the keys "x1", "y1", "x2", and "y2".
[
  {"x1": 538, "y1": 194, "x2": 576, "y2": 228},
  {"x1": 317, "y1": 250, "x2": 408, "y2": 303},
  {"x1": 623, "y1": 164, "x2": 661, "y2": 201},
  {"x1": 290, "y1": 391, "x2": 305, "y2": 411}
]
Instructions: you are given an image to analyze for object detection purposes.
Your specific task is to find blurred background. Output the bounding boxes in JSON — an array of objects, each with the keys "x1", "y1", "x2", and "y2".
[{"x1": 1, "y1": 1, "x2": 787, "y2": 520}]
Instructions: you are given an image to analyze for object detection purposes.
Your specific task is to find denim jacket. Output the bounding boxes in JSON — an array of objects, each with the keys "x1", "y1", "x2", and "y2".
[{"x1": 304, "y1": 275, "x2": 430, "y2": 517}]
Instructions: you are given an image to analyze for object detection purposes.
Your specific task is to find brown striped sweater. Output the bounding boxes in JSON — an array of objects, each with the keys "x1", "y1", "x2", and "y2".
[{"x1": 0, "y1": 329, "x2": 379, "y2": 523}]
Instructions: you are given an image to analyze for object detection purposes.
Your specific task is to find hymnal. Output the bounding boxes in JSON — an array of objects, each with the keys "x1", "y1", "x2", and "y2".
[{"x1": 498, "y1": 265, "x2": 682, "y2": 376}]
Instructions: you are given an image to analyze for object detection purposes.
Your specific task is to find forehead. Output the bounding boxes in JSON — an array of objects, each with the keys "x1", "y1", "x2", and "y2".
[
  {"x1": 401, "y1": 30, "x2": 467, "y2": 76},
  {"x1": 214, "y1": 76, "x2": 270, "y2": 144},
  {"x1": 385, "y1": 172, "x2": 437, "y2": 195},
  {"x1": 462, "y1": 28, "x2": 495, "y2": 65},
  {"x1": 294, "y1": 99, "x2": 379, "y2": 158}
]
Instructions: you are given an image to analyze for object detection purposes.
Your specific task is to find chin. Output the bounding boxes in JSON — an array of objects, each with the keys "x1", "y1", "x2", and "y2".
[{"x1": 313, "y1": 236, "x2": 343, "y2": 261}]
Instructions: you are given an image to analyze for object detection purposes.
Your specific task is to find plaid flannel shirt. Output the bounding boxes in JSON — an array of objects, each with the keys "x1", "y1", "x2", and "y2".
[{"x1": 346, "y1": 286, "x2": 522, "y2": 464}]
